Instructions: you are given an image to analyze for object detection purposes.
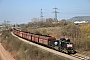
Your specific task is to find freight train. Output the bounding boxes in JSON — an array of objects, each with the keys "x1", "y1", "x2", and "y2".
[{"x1": 12, "y1": 28, "x2": 75, "y2": 54}]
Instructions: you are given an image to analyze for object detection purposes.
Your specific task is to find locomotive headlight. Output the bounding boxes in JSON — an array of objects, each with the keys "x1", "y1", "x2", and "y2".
[
  {"x1": 67, "y1": 44, "x2": 73, "y2": 48},
  {"x1": 54, "y1": 42, "x2": 58, "y2": 45}
]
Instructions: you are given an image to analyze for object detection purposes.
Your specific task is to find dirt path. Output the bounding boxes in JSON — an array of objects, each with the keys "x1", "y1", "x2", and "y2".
[{"x1": 0, "y1": 43, "x2": 15, "y2": 60}]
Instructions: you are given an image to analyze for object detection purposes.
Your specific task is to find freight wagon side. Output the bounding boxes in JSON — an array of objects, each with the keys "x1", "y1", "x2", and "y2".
[{"x1": 39, "y1": 35, "x2": 56, "y2": 46}]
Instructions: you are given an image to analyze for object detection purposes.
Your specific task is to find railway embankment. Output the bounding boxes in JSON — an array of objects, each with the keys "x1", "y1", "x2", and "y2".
[{"x1": 0, "y1": 30, "x2": 70, "y2": 60}]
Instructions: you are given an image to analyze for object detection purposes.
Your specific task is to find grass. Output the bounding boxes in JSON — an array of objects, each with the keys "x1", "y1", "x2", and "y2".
[{"x1": 0, "y1": 30, "x2": 70, "y2": 60}]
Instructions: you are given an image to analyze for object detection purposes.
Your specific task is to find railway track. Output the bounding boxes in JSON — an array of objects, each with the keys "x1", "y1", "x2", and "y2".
[
  {"x1": 70, "y1": 53, "x2": 90, "y2": 60},
  {"x1": 11, "y1": 32, "x2": 90, "y2": 60}
]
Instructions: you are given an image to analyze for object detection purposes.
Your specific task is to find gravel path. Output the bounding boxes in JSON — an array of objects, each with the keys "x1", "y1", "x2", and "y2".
[{"x1": 0, "y1": 43, "x2": 15, "y2": 60}]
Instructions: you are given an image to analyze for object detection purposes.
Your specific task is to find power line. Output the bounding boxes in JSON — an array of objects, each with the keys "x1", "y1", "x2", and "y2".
[
  {"x1": 40, "y1": 8, "x2": 44, "y2": 19},
  {"x1": 53, "y1": 7, "x2": 59, "y2": 21}
]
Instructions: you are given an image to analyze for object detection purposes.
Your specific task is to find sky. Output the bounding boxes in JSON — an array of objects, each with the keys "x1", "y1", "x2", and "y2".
[{"x1": 0, "y1": 0, "x2": 90, "y2": 24}]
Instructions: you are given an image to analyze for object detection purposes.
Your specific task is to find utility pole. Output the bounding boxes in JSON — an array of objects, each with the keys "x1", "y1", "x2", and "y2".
[
  {"x1": 53, "y1": 7, "x2": 59, "y2": 22},
  {"x1": 40, "y1": 8, "x2": 44, "y2": 21}
]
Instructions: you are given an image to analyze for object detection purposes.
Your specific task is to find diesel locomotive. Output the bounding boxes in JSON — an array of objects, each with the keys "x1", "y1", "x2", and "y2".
[{"x1": 50, "y1": 38, "x2": 75, "y2": 53}]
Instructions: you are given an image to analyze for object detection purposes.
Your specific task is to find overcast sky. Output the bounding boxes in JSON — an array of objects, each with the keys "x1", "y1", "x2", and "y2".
[{"x1": 0, "y1": 0, "x2": 90, "y2": 24}]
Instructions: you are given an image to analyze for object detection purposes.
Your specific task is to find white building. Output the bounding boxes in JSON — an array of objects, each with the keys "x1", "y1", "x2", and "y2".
[{"x1": 74, "y1": 21, "x2": 88, "y2": 24}]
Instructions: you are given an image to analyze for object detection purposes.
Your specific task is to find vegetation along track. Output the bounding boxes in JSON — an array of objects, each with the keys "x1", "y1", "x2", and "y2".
[{"x1": 11, "y1": 32, "x2": 90, "y2": 60}]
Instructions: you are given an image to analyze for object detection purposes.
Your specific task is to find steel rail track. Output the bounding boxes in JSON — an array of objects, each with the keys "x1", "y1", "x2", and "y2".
[{"x1": 70, "y1": 53, "x2": 90, "y2": 60}]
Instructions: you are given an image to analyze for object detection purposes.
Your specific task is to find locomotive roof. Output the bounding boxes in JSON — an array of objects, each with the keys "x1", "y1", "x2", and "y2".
[{"x1": 60, "y1": 38, "x2": 70, "y2": 42}]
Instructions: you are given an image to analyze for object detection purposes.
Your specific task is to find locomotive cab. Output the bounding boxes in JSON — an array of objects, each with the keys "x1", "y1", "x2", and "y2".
[
  {"x1": 59, "y1": 38, "x2": 75, "y2": 53},
  {"x1": 66, "y1": 42, "x2": 73, "y2": 50},
  {"x1": 63, "y1": 42, "x2": 74, "y2": 53}
]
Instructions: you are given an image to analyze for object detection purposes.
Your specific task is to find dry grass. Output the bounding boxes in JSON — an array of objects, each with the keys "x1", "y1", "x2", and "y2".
[
  {"x1": 25, "y1": 25, "x2": 90, "y2": 56},
  {"x1": 0, "y1": 30, "x2": 70, "y2": 60}
]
